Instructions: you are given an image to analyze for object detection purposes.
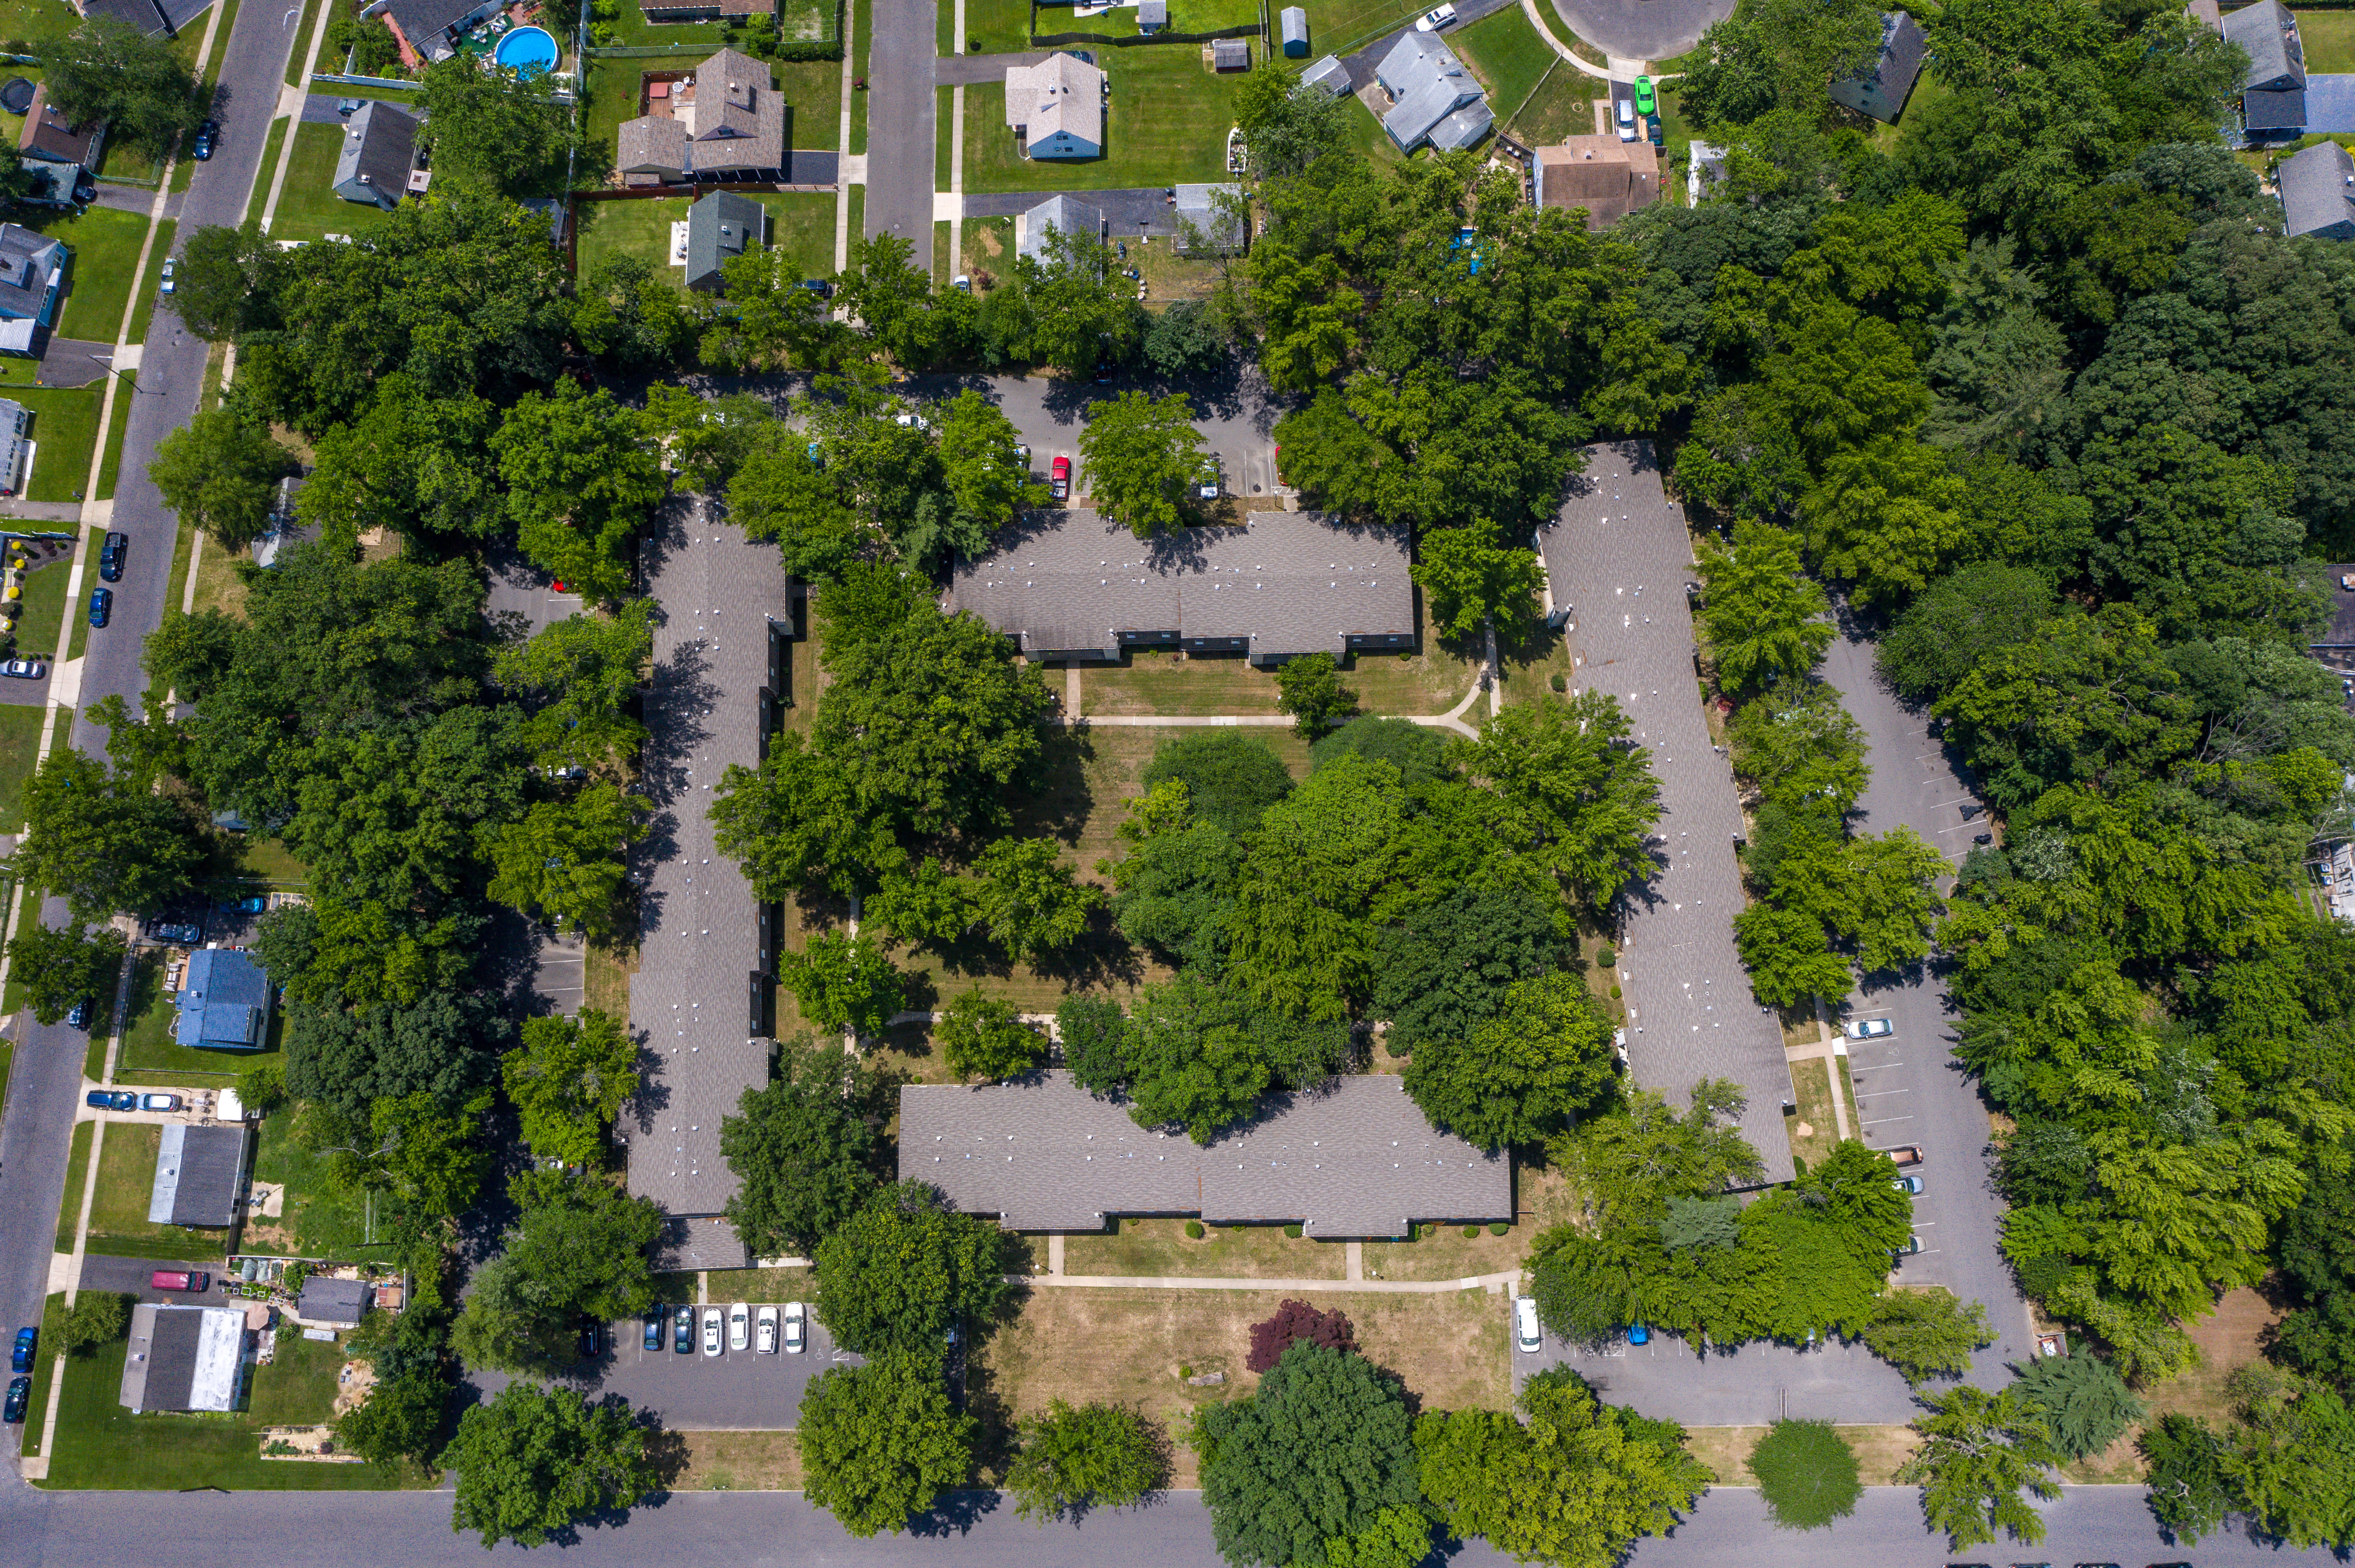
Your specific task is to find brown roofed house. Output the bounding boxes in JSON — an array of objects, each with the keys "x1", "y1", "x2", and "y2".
[
  {"x1": 613, "y1": 46, "x2": 788, "y2": 184},
  {"x1": 1534, "y1": 135, "x2": 1658, "y2": 229},
  {"x1": 17, "y1": 85, "x2": 104, "y2": 173},
  {"x1": 617, "y1": 115, "x2": 691, "y2": 184}
]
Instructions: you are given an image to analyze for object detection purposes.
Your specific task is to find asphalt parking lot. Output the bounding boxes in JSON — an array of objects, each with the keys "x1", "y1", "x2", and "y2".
[
  {"x1": 1518, "y1": 1317, "x2": 1921, "y2": 1426},
  {"x1": 566, "y1": 1304, "x2": 855, "y2": 1429}
]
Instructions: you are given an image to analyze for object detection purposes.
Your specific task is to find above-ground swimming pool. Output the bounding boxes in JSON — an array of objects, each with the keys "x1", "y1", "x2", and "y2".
[{"x1": 493, "y1": 24, "x2": 559, "y2": 75}]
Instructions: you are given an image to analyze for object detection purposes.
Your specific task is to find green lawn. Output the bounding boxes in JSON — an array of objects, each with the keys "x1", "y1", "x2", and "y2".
[
  {"x1": 0, "y1": 704, "x2": 42, "y2": 830},
  {"x1": 1505, "y1": 58, "x2": 1594, "y2": 145},
  {"x1": 964, "y1": 50, "x2": 1240, "y2": 195},
  {"x1": 2299, "y1": 9, "x2": 2355, "y2": 73},
  {"x1": 20, "y1": 386, "x2": 100, "y2": 504},
  {"x1": 246, "y1": 1113, "x2": 379, "y2": 1259},
  {"x1": 1312, "y1": 0, "x2": 1437, "y2": 59},
  {"x1": 37, "y1": 1324, "x2": 406, "y2": 1491},
  {"x1": 11, "y1": 546, "x2": 72, "y2": 661},
  {"x1": 125, "y1": 219, "x2": 177, "y2": 346},
  {"x1": 63, "y1": 528, "x2": 94, "y2": 661},
  {"x1": 116, "y1": 950, "x2": 273, "y2": 1078},
  {"x1": 849, "y1": 0, "x2": 870, "y2": 152},
  {"x1": 0, "y1": 0, "x2": 70, "y2": 47},
  {"x1": 1453, "y1": 5, "x2": 1558, "y2": 123},
  {"x1": 285, "y1": 0, "x2": 327, "y2": 83},
  {"x1": 960, "y1": 0, "x2": 1033, "y2": 49},
  {"x1": 584, "y1": 53, "x2": 844, "y2": 161},
  {"x1": 25, "y1": 207, "x2": 152, "y2": 343},
  {"x1": 266, "y1": 122, "x2": 399, "y2": 248},
  {"x1": 93, "y1": 373, "x2": 136, "y2": 500},
  {"x1": 577, "y1": 191, "x2": 839, "y2": 288}
]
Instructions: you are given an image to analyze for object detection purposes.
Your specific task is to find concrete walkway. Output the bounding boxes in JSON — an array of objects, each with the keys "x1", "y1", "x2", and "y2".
[
  {"x1": 1029, "y1": 1268, "x2": 1522, "y2": 1294},
  {"x1": 1517, "y1": 0, "x2": 1614, "y2": 78}
]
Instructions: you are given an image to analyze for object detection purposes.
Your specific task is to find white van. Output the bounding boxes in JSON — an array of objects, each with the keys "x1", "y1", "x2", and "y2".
[{"x1": 1514, "y1": 1296, "x2": 1542, "y2": 1353}]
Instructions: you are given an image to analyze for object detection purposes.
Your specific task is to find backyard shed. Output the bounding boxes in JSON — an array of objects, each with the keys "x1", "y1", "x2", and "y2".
[
  {"x1": 297, "y1": 1277, "x2": 374, "y2": 1326},
  {"x1": 1137, "y1": 0, "x2": 1166, "y2": 30},
  {"x1": 1279, "y1": 6, "x2": 1307, "y2": 56},
  {"x1": 1212, "y1": 37, "x2": 1249, "y2": 70},
  {"x1": 1301, "y1": 52, "x2": 1350, "y2": 96}
]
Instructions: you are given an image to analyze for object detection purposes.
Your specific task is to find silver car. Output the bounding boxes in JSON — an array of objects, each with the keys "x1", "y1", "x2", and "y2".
[{"x1": 701, "y1": 1306, "x2": 723, "y2": 1356}]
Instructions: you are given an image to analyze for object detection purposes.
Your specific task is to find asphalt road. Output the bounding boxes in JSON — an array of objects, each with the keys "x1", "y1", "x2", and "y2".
[
  {"x1": 1817, "y1": 619, "x2": 2038, "y2": 1390},
  {"x1": 865, "y1": 0, "x2": 937, "y2": 246},
  {"x1": 0, "y1": 0, "x2": 308, "y2": 1458},
  {"x1": 1550, "y1": 0, "x2": 1734, "y2": 60}
]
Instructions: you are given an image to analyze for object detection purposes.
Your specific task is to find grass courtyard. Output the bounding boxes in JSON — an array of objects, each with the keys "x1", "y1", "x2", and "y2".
[
  {"x1": 31, "y1": 206, "x2": 152, "y2": 344},
  {"x1": 0, "y1": 702, "x2": 42, "y2": 830},
  {"x1": 964, "y1": 48, "x2": 1241, "y2": 195},
  {"x1": 1450, "y1": 5, "x2": 1558, "y2": 125},
  {"x1": 266, "y1": 122, "x2": 399, "y2": 248},
  {"x1": 574, "y1": 192, "x2": 837, "y2": 291}
]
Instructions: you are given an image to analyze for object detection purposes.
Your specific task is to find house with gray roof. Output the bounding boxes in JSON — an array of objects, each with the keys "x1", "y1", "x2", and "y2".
[
  {"x1": 1006, "y1": 52, "x2": 1104, "y2": 159},
  {"x1": 1301, "y1": 53, "x2": 1351, "y2": 98},
  {"x1": 332, "y1": 100, "x2": 418, "y2": 210},
  {"x1": 616, "y1": 48, "x2": 790, "y2": 183},
  {"x1": 900, "y1": 1072, "x2": 1511, "y2": 1237},
  {"x1": 951, "y1": 507, "x2": 1413, "y2": 665},
  {"x1": 1174, "y1": 182, "x2": 1246, "y2": 254},
  {"x1": 1828, "y1": 11, "x2": 1926, "y2": 123},
  {"x1": 685, "y1": 191, "x2": 764, "y2": 290},
  {"x1": 2281, "y1": 138, "x2": 2355, "y2": 239},
  {"x1": 147, "y1": 1123, "x2": 250, "y2": 1228},
  {"x1": 2223, "y1": 0, "x2": 2305, "y2": 137},
  {"x1": 1018, "y1": 193, "x2": 1105, "y2": 262},
  {"x1": 119, "y1": 1304, "x2": 246, "y2": 1414},
  {"x1": 0, "y1": 224, "x2": 64, "y2": 358},
  {"x1": 296, "y1": 1276, "x2": 373, "y2": 1326},
  {"x1": 1374, "y1": 31, "x2": 1488, "y2": 153}
]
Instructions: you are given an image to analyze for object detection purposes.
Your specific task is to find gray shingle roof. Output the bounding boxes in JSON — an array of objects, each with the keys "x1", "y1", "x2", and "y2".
[
  {"x1": 120, "y1": 1304, "x2": 245, "y2": 1413},
  {"x1": 333, "y1": 99, "x2": 417, "y2": 208},
  {"x1": 621, "y1": 504, "x2": 791, "y2": 1241},
  {"x1": 297, "y1": 1277, "x2": 372, "y2": 1324},
  {"x1": 1376, "y1": 33, "x2": 1484, "y2": 151},
  {"x1": 2223, "y1": 0, "x2": 2302, "y2": 89},
  {"x1": 1019, "y1": 194, "x2": 1105, "y2": 262},
  {"x1": 900, "y1": 1072, "x2": 1511, "y2": 1237},
  {"x1": 2281, "y1": 139, "x2": 2355, "y2": 238},
  {"x1": 1534, "y1": 442, "x2": 1795, "y2": 1186},
  {"x1": 617, "y1": 115, "x2": 690, "y2": 178},
  {"x1": 146, "y1": 1123, "x2": 249, "y2": 1227},
  {"x1": 686, "y1": 190, "x2": 764, "y2": 290},
  {"x1": 1302, "y1": 54, "x2": 1351, "y2": 97},
  {"x1": 951, "y1": 508, "x2": 1412, "y2": 662},
  {"x1": 1827, "y1": 11, "x2": 1926, "y2": 124}
]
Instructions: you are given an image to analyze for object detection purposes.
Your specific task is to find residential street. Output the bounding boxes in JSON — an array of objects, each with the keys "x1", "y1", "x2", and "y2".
[{"x1": 865, "y1": 0, "x2": 937, "y2": 245}]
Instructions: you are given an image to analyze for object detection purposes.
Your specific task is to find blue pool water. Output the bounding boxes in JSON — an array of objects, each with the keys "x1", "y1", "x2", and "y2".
[{"x1": 493, "y1": 24, "x2": 559, "y2": 76}]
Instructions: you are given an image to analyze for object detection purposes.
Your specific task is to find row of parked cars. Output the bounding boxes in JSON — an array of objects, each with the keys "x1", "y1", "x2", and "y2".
[{"x1": 632, "y1": 1302, "x2": 806, "y2": 1358}]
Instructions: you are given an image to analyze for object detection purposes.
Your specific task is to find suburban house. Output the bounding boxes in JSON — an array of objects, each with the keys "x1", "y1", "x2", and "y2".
[
  {"x1": 643, "y1": 0, "x2": 776, "y2": 19},
  {"x1": 1374, "y1": 32, "x2": 1490, "y2": 154},
  {"x1": 0, "y1": 398, "x2": 30, "y2": 497},
  {"x1": 1301, "y1": 52, "x2": 1350, "y2": 97},
  {"x1": 950, "y1": 508, "x2": 1416, "y2": 665},
  {"x1": 119, "y1": 1304, "x2": 247, "y2": 1414},
  {"x1": 175, "y1": 948, "x2": 274, "y2": 1052},
  {"x1": 1279, "y1": 5, "x2": 1308, "y2": 55},
  {"x1": 1174, "y1": 182, "x2": 1247, "y2": 254},
  {"x1": 2222, "y1": 0, "x2": 2305, "y2": 139},
  {"x1": 1005, "y1": 52, "x2": 1104, "y2": 160},
  {"x1": 296, "y1": 1276, "x2": 374, "y2": 1327},
  {"x1": 1827, "y1": 10, "x2": 1926, "y2": 123},
  {"x1": 1017, "y1": 193, "x2": 1105, "y2": 262},
  {"x1": 1137, "y1": 0, "x2": 1166, "y2": 31},
  {"x1": 685, "y1": 190, "x2": 764, "y2": 289},
  {"x1": 332, "y1": 100, "x2": 420, "y2": 210},
  {"x1": 365, "y1": 0, "x2": 504, "y2": 63},
  {"x1": 616, "y1": 48, "x2": 790, "y2": 183},
  {"x1": 146, "y1": 1123, "x2": 251, "y2": 1229},
  {"x1": 16, "y1": 85, "x2": 104, "y2": 173},
  {"x1": 0, "y1": 224, "x2": 68, "y2": 359},
  {"x1": 2281, "y1": 139, "x2": 2355, "y2": 238},
  {"x1": 1535, "y1": 137, "x2": 1659, "y2": 228},
  {"x1": 618, "y1": 521, "x2": 793, "y2": 1274},
  {"x1": 900, "y1": 1073, "x2": 1512, "y2": 1238}
]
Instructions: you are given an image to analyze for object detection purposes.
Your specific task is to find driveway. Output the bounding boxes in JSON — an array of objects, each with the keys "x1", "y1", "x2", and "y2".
[
  {"x1": 73, "y1": 1254, "x2": 226, "y2": 1305},
  {"x1": 1816, "y1": 620, "x2": 2038, "y2": 1386},
  {"x1": 34, "y1": 340, "x2": 119, "y2": 390},
  {"x1": 1549, "y1": 0, "x2": 1734, "y2": 61}
]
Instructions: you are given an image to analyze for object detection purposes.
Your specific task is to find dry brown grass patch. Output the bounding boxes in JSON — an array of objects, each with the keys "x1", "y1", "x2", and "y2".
[
  {"x1": 1681, "y1": 1424, "x2": 1920, "y2": 1488},
  {"x1": 660, "y1": 1430, "x2": 802, "y2": 1491}
]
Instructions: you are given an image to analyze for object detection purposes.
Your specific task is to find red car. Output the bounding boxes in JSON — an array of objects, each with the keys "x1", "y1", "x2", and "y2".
[{"x1": 1050, "y1": 455, "x2": 1071, "y2": 501}]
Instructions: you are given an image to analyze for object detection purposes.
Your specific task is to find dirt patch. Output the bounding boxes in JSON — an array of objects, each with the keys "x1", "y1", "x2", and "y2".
[
  {"x1": 2061, "y1": 1285, "x2": 2281, "y2": 1483},
  {"x1": 1060, "y1": 1218, "x2": 1348, "y2": 1280},
  {"x1": 1681, "y1": 1424, "x2": 1919, "y2": 1488},
  {"x1": 331, "y1": 1358, "x2": 376, "y2": 1417},
  {"x1": 976, "y1": 1285, "x2": 1511, "y2": 1486},
  {"x1": 658, "y1": 1429, "x2": 802, "y2": 1491}
]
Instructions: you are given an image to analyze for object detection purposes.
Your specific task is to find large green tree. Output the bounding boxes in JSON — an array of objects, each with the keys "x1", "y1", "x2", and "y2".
[
  {"x1": 480, "y1": 782, "x2": 646, "y2": 941},
  {"x1": 1401, "y1": 971, "x2": 1617, "y2": 1150},
  {"x1": 493, "y1": 381, "x2": 667, "y2": 604},
  {"x1": 719, "y1": 1034, "x2": 890, "y2": 1256},
  {"x1": 1695, "y1": 520, "x2": 1832, "y2": 694},
  {"x1": 1897, "y1": 1383, "x2": 2062, "y2": 1551},
  {"x1": 417, "y1": 57, "x2": 577, "y2": 198},
  {"x1": 445, "y1": 1382, "x2": 658, "y2": 1549},
  {"x1": 450, "y1": 1169, "x2": 662, "y2": 1373},
  {"x1": 5, "y1": 924, "x2": 124, "y2": 1027},
  {"x1": 33, "y1": 14, "x2": 200, "y2": 160},
  {"x1": 12, "y1": 750, "x2": 206, "y2": 922},
  {"x1": 500, "y1": 1009, "x2": 640, "y2": 1167},
  {"x1": 1076, "y1": 390, "x2": 1208, "y2": 539},
  {"x1": 147, "y1": 403, "x2": 299, "y2": 551},
  {"x1": 798, "y1": 1351, "x2": 976, "y2": 1537},
  {"x1": 1006, "y1": 1400, "x2": 1168, "y2": 1524},
  {"x1": 811, "y1": 1181, "x2": 1009, "y2": 1355}
]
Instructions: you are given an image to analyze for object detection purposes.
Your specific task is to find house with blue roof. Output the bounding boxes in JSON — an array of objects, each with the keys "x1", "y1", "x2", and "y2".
[{"x1": 175, "y1": 949, "x2": 273, "y2": 1052}]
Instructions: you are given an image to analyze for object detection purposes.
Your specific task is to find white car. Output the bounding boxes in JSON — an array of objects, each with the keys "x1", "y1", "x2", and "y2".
[
  {"x1": 1513, "y1": 1296, "x2": 1541, "y2": 1353},
  {"x1": 1843, "y1": 1017, "x2": 1895, "y2": 1040},
  {"x1": 1892, "y1": 1175, "x2": 1923, "y2": 1195},
  {"x1": 783, "y1": 1301, "x2": 806, "y2": 1354},
  {"x1": 159, "y1": 258, "x2": 177, "y2": 295},
  {"x1": 1414, "y1": 3, "x2": 1456, "y2": 28},
  {"x1": 701, "y1": 1306, "x2": 723, "y2": 1356},
  {"x1": 138, "y1": 1094, "x2": 181, "y2": 1112},
  {"x1": 755, "y1": 1304, "x2": 778, "y2": 1354},
  {"x1": 892, "y1": 412, "x2": 932, "y2": 432},
  {"x1": 728, "y1": 1302, "x2": 749, "y2": 1351},
  {"x1": 1616, "y1": 96, "x2": 1637, "y2": 142}
]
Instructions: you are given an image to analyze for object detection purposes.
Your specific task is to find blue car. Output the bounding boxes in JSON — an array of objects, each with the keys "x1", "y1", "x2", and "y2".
[
  {"x1": 85, "y1": 1090, "x2": 137, "y2": 1110},
  {"x1": 11, "y1": 1327, "x2": 35, "y2": 1374},
  {"x1": 644, "y1": 1309, "x2": 664, "y2": 1352},
  {"x1": 216, "y1": 895, "x2": 266, "y2": 915},
  {"x1": 66, "y1": 998, "x2": 89, "y2": 1030},
  {"x1": 1627, "y1": 1323, "x2": 1649, "y2": 1346},
  {"x1": 4, "y1": 1376, "x2": 26, "y2": 1423},
  {"x1": 87, "y1": 587, "x2": 110, "y2": 628}
]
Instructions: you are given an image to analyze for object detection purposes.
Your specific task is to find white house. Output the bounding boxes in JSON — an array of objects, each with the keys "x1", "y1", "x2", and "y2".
[{"x1": 1005, "y1": 52, "x2": 1104, "y2": 160}]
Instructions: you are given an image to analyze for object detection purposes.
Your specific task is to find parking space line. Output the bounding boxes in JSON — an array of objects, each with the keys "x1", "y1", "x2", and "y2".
[
  {"x1": 1862, "y1": 1115, "x2": 1915, "y2": 1125},
  {"x1": 1854, "y1": 1089, "x2": 1910, "y2": 1098}
]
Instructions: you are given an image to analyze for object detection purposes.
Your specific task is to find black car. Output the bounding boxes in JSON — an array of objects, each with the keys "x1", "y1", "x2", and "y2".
[
  {"x1": 643, "y1": 1308, "x2": 663, "y2": 1351},
  {"x1": 84, "y1": 1090, "x2": 137, "y2": 1110},
  {"x1": 578, "y1": 1319, "x2": 602, "y2": 1360},
  {"x1": 3, "y1": 1375, "x2": 26, "y2": 1423},
  {"x1": 65, "y1": 998, "x2": 89, "y2": 1030},
  {"x1": 98, "y1": 531, "x2": 126, "y2": 582},
  {"x1": 88, "y1": 587, "x2": 110, "y2": 628},
  {"x1": 190, "y1": 120, "x2": 217, "y2": 161},
  {"x1": 71, "y1": 175, "x2": 95, "y2": 204},
  {"x1": 797, "y1": 278, "x2": 833, "y2": 298},
  {"x1": 673, "y1": 1305, "x2": 694, "y2": 1353}
]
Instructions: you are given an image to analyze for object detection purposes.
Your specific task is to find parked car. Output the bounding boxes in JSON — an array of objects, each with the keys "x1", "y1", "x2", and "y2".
[
  {"x1": 87, "y1": 587, "x2": 110, "y2": 628},
  {"x1": 159, "y1": 258, "x2": 176, "y2": 295},
  {"x1": 66, "y1": 999, "x2": 90, "y2": 1030},
  {"x1": 1414, "y1": 3, "x2": 1455, "y2": 28},
  {"x1": 152, "y1": 922, "x2": 202, "y2": 945},
  {"x1": 578, "y1": 1320, "x2": 602, "y2": 1360},
  {"x1": 138, "y1": 1094, "x2": 181, "y2": 1112},
  {"x1": 797, "y1": 278, "x2": 833, "y2": 298},
  {"x1": 1895, "y1": 1234, "x2": 1923, "y2": 1256},
  {"x1": 644, "y1": 1308, "x2": 664, "y2": 1351},
  {"x1": 1050, "y1": 455, "x2": 1071, "y2": 500},
  {"x1": 891, "y1": 412, "x2": 931, "y2": 431},
  {"x1": 11, "y1": 1327, "x2": 35, "y2": 1374},
  {"x1": 1633, "y1": 75, "x2": 1656, "y2": 114},
  {"x1": 1616, "y1": 96, "x2": 1636, "y2": 142},
  {"x1": 218, "y1": 894, "x2": 266, "y2": 915},
  {"x1": 783, "y1": 1301, "x2": 806, "y2": 1354},
  {"x1": 190, "y1": 120, "x2": 217, "y2": 160},
  {"x1": 674, "y1": 1305, "x2": 695, "y2": 1353},
  {"x1": 952, "y1": 274, "x2": 971, "y2": 292},
  {"x1": 0, "y1": 657, "x2": 43, "y2": 679},
  {"x1": 1842, "y1": 1017, "x2": 1894, "y2": 1040},
  {"x1": 1513, "y1": 1295, "x2": 1541, "y2": 1353},
  {"x1": 85, "y1": 1090, "x2": 136, "y2": 1110},
  {"x1": 99, "y1": 531, "x2": 127, "y2": 581},
  {"x1": 701, "y1": 1306, "x2": 723, "y2": 1356},
  {"x1": 1646, "y1": 113, "x2": 1663, "y2": 147},
  {"x1": 755, "y1": 1304, "x2": 777, "y2": 1354},
  {"x1": 336, "y1": 97, "x2": 362, "y2": 115},
  {"x1": 1892, "y1": 1174, "x2": 1923, "y2": 1195},
  {"x1": 726, "y1": 1302, "x2": 748, "y2": 1351},
  {"x1": 4, "y1": 1376, "x2": 26, "y2": 1424},
  {"x1": 151, "y1": 1270, "x2": 209, "y2": 1292},
  {"x1": 1875, "y1": 1144, "x2": 1922, "y2": 1167},
  {"x1": 1627, "y1": 1322, "x2": 1649, "y2": 1345},
  {"x1": 1014, "y1": 443, "x2": 1031, "y2": 471},
  {"x1": 1196, "y1": 456, "x2": 1221, "y2": 499}
]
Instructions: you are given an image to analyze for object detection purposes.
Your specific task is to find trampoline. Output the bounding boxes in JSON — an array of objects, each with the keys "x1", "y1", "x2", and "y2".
[
  {"x1": 493, "y1": 24, "x2": 558, "y2": 76},
  {"x1": 0, "y1": 78, "x2": 33, "y2": 117}
]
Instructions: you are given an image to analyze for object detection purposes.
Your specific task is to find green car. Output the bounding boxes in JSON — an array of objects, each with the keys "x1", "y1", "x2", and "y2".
[{"x1": 1633, "y1": 75, "x2": 1656, "y2": 115}]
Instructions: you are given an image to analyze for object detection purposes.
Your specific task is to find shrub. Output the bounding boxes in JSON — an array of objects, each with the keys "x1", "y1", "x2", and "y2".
[
  {"x1": 1488, "y1": 1222, "x2": 1509, "y2": 1236},
  {"x1": 1610, "y1": 985, "x2": 1622, "y2": 999},
  {"x1": 1550, "y1": 673, "x2": 1567, "y2": 692},
  {"x1": 1463, "y1": 1225, "x2": 1479, "y2": 1238},
  {"x1": 1284, "y1": 1224, "x2": 1302, "y2": 1238},
  {"x1": 1597, "y1": 945, "x2": 1616, "y2": 967},
  {"x1": 1246, "y1": 1299, "x2": 1358, "y2": 1374},
  {"x1": 1185, "y1": 1221, "x2": 1204, "y2": 1239},
  {"x1": 1748, "y1": 1418, "x2": 1861, "y2": 1530},
  {"x1": 2015, "y1": 1351, "x2": 2143, "y2": 1460},
  {"x1": 59, "y1": 1291, "x2": 134, "y2": 1354}
]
